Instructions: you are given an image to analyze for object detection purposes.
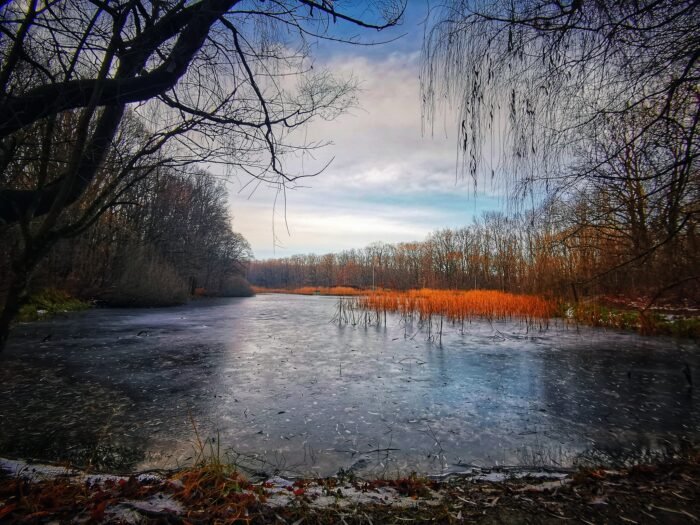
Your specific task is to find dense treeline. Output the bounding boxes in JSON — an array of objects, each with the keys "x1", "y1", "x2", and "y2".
[
  {"x1": 1, "y1": 168, "x2": 252, "y2": 306},
  {"x1": 249, "y1": 196, "x2": 700, "y2": 304}
]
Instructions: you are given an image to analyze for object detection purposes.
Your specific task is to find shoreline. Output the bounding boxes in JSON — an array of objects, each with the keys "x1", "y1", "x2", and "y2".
[
  {"x1": 16, "y1": 286, "x2": 700, "y2": 339},
  {"x1": 2, "y1": 452, "x2": 699, "y2": 523}
]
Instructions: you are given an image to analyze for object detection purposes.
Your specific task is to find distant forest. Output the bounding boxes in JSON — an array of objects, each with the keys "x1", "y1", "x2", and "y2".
[
  {"x1": 2, "y1": 168, "x2": 252, "y2": 307},
  {"x1": 249, "y1": 197, "x2": 699, "y2": 304}
]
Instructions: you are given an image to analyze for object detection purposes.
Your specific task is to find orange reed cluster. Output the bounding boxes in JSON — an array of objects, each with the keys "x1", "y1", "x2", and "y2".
[
  {"x1": 358, "y1": 289, "x2": 556, "y2": 324},
  {"x1": 252, "y1": 286, "x2": 367, "y2": 296}
]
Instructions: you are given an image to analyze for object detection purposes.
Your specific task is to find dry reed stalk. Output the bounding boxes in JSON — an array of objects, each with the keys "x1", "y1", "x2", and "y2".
[{"x1": 357, "y1": 289, "x2": 556, "y2": 327}]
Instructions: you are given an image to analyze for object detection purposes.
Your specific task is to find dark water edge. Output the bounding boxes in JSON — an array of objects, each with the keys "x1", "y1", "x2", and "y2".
[{"x1": 1, "y1": 295, "x2": 698, "y2": 477}]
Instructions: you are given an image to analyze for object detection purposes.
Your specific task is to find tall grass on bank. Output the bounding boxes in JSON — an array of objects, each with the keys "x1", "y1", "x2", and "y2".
[
  {"x1": 172, "y1": 418, "x2": 256, "y2": 517},
  {"x1": 359, "y1": 289, "x2": 556, "y2": 325},
  {"x1": 334, "y1": 289, "x2": 556, "y2": 343}
]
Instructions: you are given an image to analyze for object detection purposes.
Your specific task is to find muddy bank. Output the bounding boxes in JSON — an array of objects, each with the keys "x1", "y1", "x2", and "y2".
[{"x1": 1, "y1": 453, "x2": 700, "y2": 524}]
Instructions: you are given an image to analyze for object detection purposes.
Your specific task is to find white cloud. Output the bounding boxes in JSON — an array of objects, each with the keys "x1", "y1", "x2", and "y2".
[{"x1": 227, "y1": 51, "x2": 506, "y2": 259}]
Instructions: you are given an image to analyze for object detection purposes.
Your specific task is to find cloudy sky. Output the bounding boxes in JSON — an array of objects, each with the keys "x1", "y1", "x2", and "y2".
[{"x1": 226, "y1": 2, "x2": 506, "y2": 259}]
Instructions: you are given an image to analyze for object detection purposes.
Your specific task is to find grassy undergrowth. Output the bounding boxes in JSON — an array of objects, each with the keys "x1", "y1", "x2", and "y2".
[
  {"x1": 17, "y1": 288, "x2": 90, "y2": 322},
  {"x1": 563, "y1": 302, "x2": 700, "y2": 338}
]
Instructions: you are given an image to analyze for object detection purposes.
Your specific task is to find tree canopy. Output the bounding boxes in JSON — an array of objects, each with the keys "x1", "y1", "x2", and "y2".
[
  {"x1": 422, "y1": 0, "x2": 698, "y2": 188},
  {"x1": 1, "y1": 0, "x2": 404, "y2": 224}
]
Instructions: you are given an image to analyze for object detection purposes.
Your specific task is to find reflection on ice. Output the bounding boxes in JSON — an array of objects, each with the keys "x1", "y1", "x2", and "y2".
[{"x1": 1, "y1": 295, "x2": 698, "y2": 476}]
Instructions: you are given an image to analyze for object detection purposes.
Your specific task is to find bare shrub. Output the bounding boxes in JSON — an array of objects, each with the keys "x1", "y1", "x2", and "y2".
[
  {"x1": 107, "y1": 245, "x2": 189, "y2": 307},
  {"x1": 215, "y1": 276, "x2": 254, "y2": 298}
]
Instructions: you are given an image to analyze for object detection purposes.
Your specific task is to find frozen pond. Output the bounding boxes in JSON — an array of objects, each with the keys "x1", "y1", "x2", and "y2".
[{"x1": 1, "y1": 294, "x2": 698, "y2": 477}]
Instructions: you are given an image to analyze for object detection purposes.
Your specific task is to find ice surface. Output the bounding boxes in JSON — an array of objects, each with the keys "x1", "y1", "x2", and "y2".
[{"x1": 1, "y1": 295, "x2": 698, "y2": 477}]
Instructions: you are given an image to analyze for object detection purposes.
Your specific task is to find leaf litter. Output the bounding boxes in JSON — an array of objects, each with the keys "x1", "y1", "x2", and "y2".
[{"x1": 2, "y1": 451, "x2": 700, "y2": 523}]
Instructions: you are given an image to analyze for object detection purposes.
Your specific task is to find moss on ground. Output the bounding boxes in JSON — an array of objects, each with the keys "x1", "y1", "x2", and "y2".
[{"x1": 17, "y1": 288, "x2": 90, "y2": 322}]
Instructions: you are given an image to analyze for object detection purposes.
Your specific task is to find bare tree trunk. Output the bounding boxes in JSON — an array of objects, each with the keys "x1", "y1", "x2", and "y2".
[
  {"x1": 0, "y1": 242, "x2": 52, "y2": 352},
  {"x1": 0, "y1": 265, "x2": 30, "y2": 351}
]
